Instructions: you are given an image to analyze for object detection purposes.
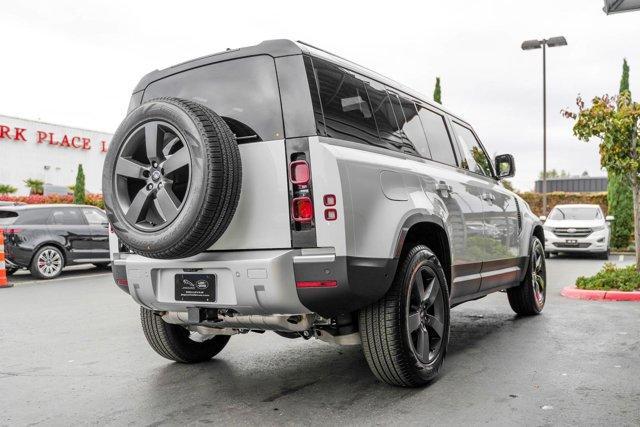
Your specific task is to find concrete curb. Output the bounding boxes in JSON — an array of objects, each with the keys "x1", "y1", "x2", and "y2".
[{"x1": 561, "y1": 286, "x2": 640, "y2": 301}]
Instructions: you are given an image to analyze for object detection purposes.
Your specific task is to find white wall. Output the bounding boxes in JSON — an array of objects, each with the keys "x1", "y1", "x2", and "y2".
[{"x1": 0, "y1": 115, "x2": 112, "y2": 195}]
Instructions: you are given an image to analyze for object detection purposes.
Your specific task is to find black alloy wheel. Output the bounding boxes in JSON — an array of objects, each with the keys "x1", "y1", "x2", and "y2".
[
  {"x1": 507, "y1": 236, "x2": 546, "y2": 315},
  {"x1": 360, "y1": 245, "x2": 450, "y2": 387},
  {"x1": 114, "y1": 121, "x2": 190, "y2": 231},
  {"x1": 406, "y1": 264, "x2": 447, "y2": 364}
]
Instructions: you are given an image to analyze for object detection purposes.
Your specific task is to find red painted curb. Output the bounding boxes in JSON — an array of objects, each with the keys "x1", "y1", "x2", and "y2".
[{"x1": 561, "y1": 286, "x2": 640, "y2": 302}]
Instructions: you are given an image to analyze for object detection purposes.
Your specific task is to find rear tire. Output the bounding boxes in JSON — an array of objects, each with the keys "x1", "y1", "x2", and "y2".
[
  {"x1": 507, "y1": 237, "x2": 546, "y2": 315},
  {"x1": 30, "y1": 246, "x2": 65, "y2": 280},
  {"x1": 359, "y1": 245, "x2": 450, "y2": 387},
  {"x1": 6, "y1": 268, "x2": 17, "y2": 276},
  {"x1": 140, "y1": 308, "x2": 230, "y2": 363}
]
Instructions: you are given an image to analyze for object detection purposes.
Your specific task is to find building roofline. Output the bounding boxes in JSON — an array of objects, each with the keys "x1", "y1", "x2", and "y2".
[{"x1": 0, "y1": 114, "x2": 113, "y2": 136}]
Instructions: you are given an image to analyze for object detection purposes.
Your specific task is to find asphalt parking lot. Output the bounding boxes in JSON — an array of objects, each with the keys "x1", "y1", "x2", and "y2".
[{"x1": 1, "y1": 255, "x2": 638, "y2": 426}]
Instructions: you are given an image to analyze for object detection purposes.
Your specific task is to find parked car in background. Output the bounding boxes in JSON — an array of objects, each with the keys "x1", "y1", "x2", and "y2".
[
  {"x1": 0, "y1": 204, "x2": 110, "y2": 279},
  {"x1": 541, "y1": 204, "x2": 613, "y2": 259}
]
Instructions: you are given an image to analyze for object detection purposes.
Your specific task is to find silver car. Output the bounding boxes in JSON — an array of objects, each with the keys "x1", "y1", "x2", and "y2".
[{"x1": 103, "y1": 40, "x2": 546, "y2": 387}]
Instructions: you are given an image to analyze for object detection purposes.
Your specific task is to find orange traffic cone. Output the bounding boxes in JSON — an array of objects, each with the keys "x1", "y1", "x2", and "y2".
[{"x1": 0, "y1": 229, "x2": 13, "y2": 288}]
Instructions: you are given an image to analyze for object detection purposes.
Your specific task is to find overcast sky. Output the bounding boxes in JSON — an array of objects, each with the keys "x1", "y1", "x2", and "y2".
[{"x1": 2, "y1": 0, "x2": 638, "y2": 190}]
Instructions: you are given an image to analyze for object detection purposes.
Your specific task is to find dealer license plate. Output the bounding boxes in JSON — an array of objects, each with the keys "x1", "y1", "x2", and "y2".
[{"x1": 174, "y1": 274, "x2": 216, "y2": 302}]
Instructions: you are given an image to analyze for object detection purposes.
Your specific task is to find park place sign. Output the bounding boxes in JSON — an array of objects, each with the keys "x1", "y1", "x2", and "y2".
[{"x1": 0, "y1": 122, "x2": 110, "y2": 153}]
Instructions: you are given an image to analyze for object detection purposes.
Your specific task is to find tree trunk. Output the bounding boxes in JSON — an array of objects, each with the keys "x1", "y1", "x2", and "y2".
[
  {"x1": 634, "y1": 180, "x2": 640, "y2": 272},
  {"x1": 632, "y1": 121, "x2": 640, "y2": 272}
]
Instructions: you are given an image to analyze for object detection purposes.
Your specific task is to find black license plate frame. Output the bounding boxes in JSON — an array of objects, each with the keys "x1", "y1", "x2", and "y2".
[{"x1": 174, "y1": 274, "x2": 216, "y2": 303}]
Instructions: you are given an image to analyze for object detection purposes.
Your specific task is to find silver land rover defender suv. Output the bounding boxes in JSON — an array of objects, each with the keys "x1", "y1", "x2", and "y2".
[{"x1": 103, "y1": 40, "x2": 546, "y2": 387}]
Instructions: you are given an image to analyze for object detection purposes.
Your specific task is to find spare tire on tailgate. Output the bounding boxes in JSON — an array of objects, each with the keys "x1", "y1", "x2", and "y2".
[{"x1": 102, "y1": 97, "x2": 242, "y2": 259}]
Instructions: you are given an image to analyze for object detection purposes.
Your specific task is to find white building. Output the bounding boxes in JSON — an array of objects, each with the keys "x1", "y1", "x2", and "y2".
[{"x1": 0, "y1": 115, "x2": 112, "y2": 195}]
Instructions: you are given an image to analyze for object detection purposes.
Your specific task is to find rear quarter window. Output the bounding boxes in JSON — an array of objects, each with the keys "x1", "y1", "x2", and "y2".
[
  {"x1": 143, "y1": 55, "x2": 283, "y2": 143},
  {"x1": 0, "y1": 210, "x2": 18, "y2": 225}
]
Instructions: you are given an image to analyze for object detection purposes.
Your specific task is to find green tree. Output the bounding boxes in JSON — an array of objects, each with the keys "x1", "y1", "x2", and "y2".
[
  {"x1": 0, "y1": 184, "x2": 17, "y2": 195},
  {"x1": 73, "y1": 164, "x2": 86, "y2": 204},
  {"x1": 538, "y1": 169, "x2": 570, "y2": 179},
  {"x1": 608, "y1": 59, "x2": 634, "y2": 249},
  {"x1": 564, "y1": 91, "x2": 640, "y2": 270},
  {"x1": 24, "y1": 178, "x2": 44, "y2": 195},
  {"x1": 433, "y1": 77, "x2": 442, "y2": 104}
]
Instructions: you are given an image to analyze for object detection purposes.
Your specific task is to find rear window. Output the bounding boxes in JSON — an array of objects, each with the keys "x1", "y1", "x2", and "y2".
[
  {"x1": 143, "y1": 55, "x2": 283, "y2": 143},
  {"x1": 0, "y1": 210, "x2": 18, "y2": 225}
]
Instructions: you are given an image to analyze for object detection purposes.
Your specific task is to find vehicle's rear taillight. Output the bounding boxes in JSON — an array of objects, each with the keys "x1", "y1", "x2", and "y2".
[
  {"x1": 291, "y1": 197, "x2": 313, "y2": 222},
  {"x1": 290, "y1": 160, "x2": 310, "y2": 185},
  {"x1": 3, "y1": 228, "x2": 22, "y2": 235},
  {"x1": 289, "y1": 155, "x2": 314, "y2": 225}
]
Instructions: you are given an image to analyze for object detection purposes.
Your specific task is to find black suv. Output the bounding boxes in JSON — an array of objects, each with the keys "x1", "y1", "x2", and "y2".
[{"x1": 0, "y1": 204, "x2": 110, "y2": 279}]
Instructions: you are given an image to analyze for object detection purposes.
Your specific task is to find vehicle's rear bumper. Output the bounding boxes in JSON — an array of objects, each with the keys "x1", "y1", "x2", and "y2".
[{"x1": 112, "y1": 249, "x2": 397, "y2": 317}]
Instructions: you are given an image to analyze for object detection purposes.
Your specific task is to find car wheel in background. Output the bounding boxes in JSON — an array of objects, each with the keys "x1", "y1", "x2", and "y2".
[
  {"x1": 140, "y1": 307, "x2": 230, "y2": 363},
  {"x1": 507, "y1": 236, "x2": 546, "y2": 315},
  {"x1": 359, "y1": 245, "x2": 450, "y2": 387},
  {"x1": 30, "y1": 246, "x2": 65, "y2": 280},
  {"x1": 598, "y1": 249, "x2": 610, "y2": 260}
]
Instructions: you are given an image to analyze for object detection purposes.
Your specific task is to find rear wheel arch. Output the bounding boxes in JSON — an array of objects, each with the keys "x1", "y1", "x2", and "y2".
[
  {"x1": 393, "y1": 215, "x2": 452, "y2": 294},
  {"x1": 532, "y1": 224, "x2": 545, "y2": 249}
]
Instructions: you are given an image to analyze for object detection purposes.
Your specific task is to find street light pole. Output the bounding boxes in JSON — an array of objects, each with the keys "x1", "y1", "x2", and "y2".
[
  {"x1": 542, "y1": 42, "x2": 547, "y2": 215},
  {"x1": 521, "y1": 36, "x2": 567, "y2": 216}
]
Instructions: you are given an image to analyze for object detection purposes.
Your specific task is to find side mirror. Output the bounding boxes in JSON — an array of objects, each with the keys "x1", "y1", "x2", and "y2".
[
  {"x1": 539, "y1": 215, "x2": 547, "y2": 222},
  {"x1": 495, "y1": 154, "x2": 515, "y2": 178},
  {"x1": 606, "y1": 215, "x2": 614, "y2": 222}
]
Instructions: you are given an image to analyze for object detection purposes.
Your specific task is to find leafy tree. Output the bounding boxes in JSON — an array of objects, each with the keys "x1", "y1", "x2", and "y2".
[
  {"x1": 24, "y1": 178, "x2": 44, "y2": 195},
  {"x1": 563, "y1": 91, "x2": 640, "y2": 270},
  {"x1": 0, "y1": 184, "x2": 17, "y2": 195},
  {"x1": 73, "y1": 164, "x2": 86, "y2": 204},
  {"x1": 433, "y1": 77, "x2": 442, "y2": 104},
  {"x1": 538, "y1": 169, "x2": 570, "y2": 179},
  {"x1": 608, "y1": 59, "x2": 634, "y2": 249}
]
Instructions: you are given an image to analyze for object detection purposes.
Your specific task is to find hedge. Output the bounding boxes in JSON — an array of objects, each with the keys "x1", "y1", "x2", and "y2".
[
  {"x1": 518, "y1": 191, "x2": 608, "y2": 217},
  {"x1": 0, "y1": 193, "x2": 104, "y2": 209}
]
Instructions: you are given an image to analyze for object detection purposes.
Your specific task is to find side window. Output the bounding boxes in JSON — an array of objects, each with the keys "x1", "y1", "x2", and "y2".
[
  {"x1": 50, "y1": 208, "x2": 85, "y2": 226},
  {"x1": 452, "y1": 123, "x2": 493, "y2": 177},
  {"x1": 365, "y1": 82, "x2": 403, "y2": 150},
  {"x1": 82, "y1": 208, "x2": 107, "y2": 225},
  {"x1": 417, "y1": 106, "x2": 457, "y2": 166},
  {"x1": 397, "y1": 97, "x2": 430, "y2": 158},
  {"x1": 14, "y1": 209, "x2": 50, "y2": 225},
  {"x1": 313, "y1": 58, "x2": 379, "y2": 145}
]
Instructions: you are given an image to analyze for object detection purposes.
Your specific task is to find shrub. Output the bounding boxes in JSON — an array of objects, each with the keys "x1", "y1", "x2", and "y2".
[
  {"x1": 0, "y1": 193, "x2": 104, "y2": 208},
  {"x1": 576, "y1": 262, "x2": 640, "y2": 292},
  {"x1": 74, "y1": 164, "x2": 86, "y2": 205},
  {"x1": 518, "y1": 191, "x2": 608, "y2": 217},
  {"x1": 0, "y1": 184, "x2": 17, "y2": 195},
  {"x1": 608, "y1": 173, "x2": 634, "y2": 249}
]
